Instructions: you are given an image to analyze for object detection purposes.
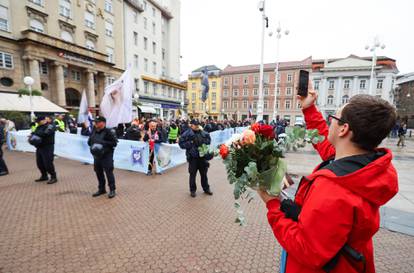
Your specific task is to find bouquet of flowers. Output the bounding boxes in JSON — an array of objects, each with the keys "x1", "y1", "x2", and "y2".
[{"x1": 219, "y1": 123, "x2": 324, "y2": 225}]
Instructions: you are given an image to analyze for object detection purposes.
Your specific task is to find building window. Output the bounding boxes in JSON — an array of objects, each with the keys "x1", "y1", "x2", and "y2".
[
  {"x1": 360, "y1": 80, "x2": 366, "y2": 89},
  {"x1": 153, "y1": 83, "x2": 158, "y2": 96},
  {"x1": 144, "y1": 58, "x2": 148, "y2": 72},
  {"x1": 133, "y1": 32, "x2": 138, "y2": 46},
  {"x1": 343, "y1": 80, "x2": 350, "y2": 89},
  {"x1": 264, "y1": 73, "x2": 270, "y2": 84},
  {"x1": 233, "y1": 89, "x2": 239, "y2": 96},
  {"x1": 63, "y1": 67, "x2": 68, "y2": 78},
  {"x1": 314, "y1": 80, "x2": 320, "y2": 90},
  {"x1": 285, "y1": 100, "x2": 291, "y2": 109},
  {"x1": 233, "y1": 76, "x2": 239, "y2": 85},
  {"x1": 253, "y1": 88, "x2": 258, "y2": 96},
  {"x1": 264, "y1": 88, "x2": 269, "y2": 95},
  {"x1": 0, "y1": 6, "x2": 8, "y2": 31},
  {"x1": 191, "y1": 102, "x2": 195, "y2": 110},
  {"x1": 0, "y1": 77, "x2": 13, "y2": 87},
  {"x1": 276, "y1": 100, "x2": 279, "y2": 109},
  {"x1": 105, "y1": 20, "x2": 113, "y2": 37},
  {"x1": 243, "y1": 88, "x2": 248, "y2": 96},
  {"x1": 243, "y1": 100, "x2": 248, "y2": 109},
  {"x1": 212, "y1": 92, "x2": 216, "y2": 100},
  {"x1": 254, "y1": 75, "x2": 259, "y2": 84},
  {"x1": 223, "y1": 101, "x2": 228, "y2": 109},
  {"x1": 39, "y1": 62, "x2": 48, "y2": 75},
  {"x1": 162, "y1": 49, "x2": 166, "y2": 61},
  {"x1": 212, "y1": 81, "x2": 217, "y2": 89},
  {"x1": 191, "y1": 82, "x2": 196, "y2": 90},
  {"x1": 223, "y1": 89, "x2": 228, "y2": 97},
  {"x1": 29, "y1": 0, "x2": 44, "y2": 6},
  {"x1": 212, "y1": 102, "x2": 216, "y2": 111},
  {"x1": 297, "y1": 101, "x2": 301, "y2": 109},
  {"x1": 105, "y1": 0, "x2": 113, "y2": 13},
  {"x1": 233, "y1": 100, "x2": 238, "y2": 109},
  {"x1": 286, "y1": 87, "x2": 292, "y2": 95},
  {"x1": 224, "y1": 77, "x2": 229, "y2": 86},
  {"x1": 287, "y1": 74, "x2": 293, "y2": 82},
  {"x1": 59, "y1": 0, "x2": 71, "y2": 18},
  {"x1": 327, "y1": 95, "x2": 334, "y2": 105},
  {"x1": 144, "y1": 17, "x2": 147, "y2": 29},
  {"x1": 152, "y1": 7, "x2": 156, "y2": 17},
  {"x1": 264, "y1": 100, "x2": 268, "y2": 109},
  {"x1": 152, "y1": 42, "x2": 156, "y2": 54},
  {"x1": 377, "y1": 79, "x2": 383, "y2": 89},
  {"x1": 191, "y1": 93, "x2": 196, "y2": 101},
  {"x1": 0, "y1": 52, "x2": 13, "y2": 69},
  {"x1": 29, "y1": 19, "x2": 44, "y2": 33},
  {"x1": 85, "y1": 11, "x2": 96, "y2": 29},
  {"x1": 342, "y1": 95, "x2": 349, "y2": 105},
  {"x1": 86, "y1": 39, "x2": 95, "y2": 50},
  {"x1": 253, "y1": 101, "x2": 257, "y2": 109},
  {"x1": 329, "y1": 80, "x2": 335, "y2": 89},
  {"x1": 144, "y1": 81, "x2": 149, "y2": 94},
  {"x1": 106, "y1": 47, "x2": 114, "y2": 62},
  {"x1": 244, "y1": 76, "x2": 249, "y2": 85},
  {"x1": 144, "y1": 37, "x2": 148, "y2": 50},
  {"x1": 152, "y1": 22, "x2": 156, "y2": 35},
  {"x1": 134, "y1": 78, "x2": 139, "y2": 91},
  {"x1": 71, "y1": 70, "x2": 81, "y2": 81},
  {"x1": 152, "y1": 61, "x2": 156, "y2": 74},
  {"x1": 60, "y1": 31, "x2": 73, "y2": 42},
  {"x1": 134, "y1": 54, "x2": 139, "y2": 69},
  {"x1": 277, "y1": 87, "x2": 280, "y2": 95}
]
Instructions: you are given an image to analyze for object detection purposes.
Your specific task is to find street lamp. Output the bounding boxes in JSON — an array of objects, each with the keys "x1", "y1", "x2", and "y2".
[
  {"x1": 269, "y1": 22, "x2": 289, "y2": 122},
  {"x1": 365, "y1": 36, "x2": 386, "y2": 95},
  {"x1": 256, "y1": 0, "x2": 268, "y2": 121},
  {"x1": 23, "y1": 76, "x2": 35, "y2": 121}
]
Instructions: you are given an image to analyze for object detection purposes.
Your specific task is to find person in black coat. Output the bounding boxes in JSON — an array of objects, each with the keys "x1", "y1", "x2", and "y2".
[
  {"x1": 178, "y1": 119, "x2": 213, "y2": 198},
  {"x1": 30, "y1": 116, "x2": 57, "y2": 184},
  {"x1": 0, "y1": 119, "x2": 8, "y2": 176},
  {"x1": 87, "y1": 116, "x2": 118, "y2": 198}
]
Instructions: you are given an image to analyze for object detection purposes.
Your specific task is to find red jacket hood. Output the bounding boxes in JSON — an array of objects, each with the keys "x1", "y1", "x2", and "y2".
[{"x1": 307, "y1": 148, "x2": 399, "y2": 207}]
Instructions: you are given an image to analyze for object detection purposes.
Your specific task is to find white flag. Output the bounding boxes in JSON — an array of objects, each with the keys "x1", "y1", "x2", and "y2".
[
  {"x1": 77, "y1": 90, "x2": 89, "y2": 124},
  {"x1": 100, "y1": 66, "x2": 133, "y2": 128}
]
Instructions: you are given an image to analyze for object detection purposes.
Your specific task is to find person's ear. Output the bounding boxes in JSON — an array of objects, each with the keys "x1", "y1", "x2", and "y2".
[{"x1": 338, "y1": 123, "x2": 351, "y2": 137}]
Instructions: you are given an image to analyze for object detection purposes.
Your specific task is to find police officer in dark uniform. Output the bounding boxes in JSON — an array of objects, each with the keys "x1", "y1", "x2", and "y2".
[
  {"x1": 87, "y1": 116, "x2": 118, "y2": 198},
  {"x1": 29, "y1": 116, "x2": 57, "y2": 184},
  {"x1": 179, "y1": 119, "x2": 213, "y2": 198}
]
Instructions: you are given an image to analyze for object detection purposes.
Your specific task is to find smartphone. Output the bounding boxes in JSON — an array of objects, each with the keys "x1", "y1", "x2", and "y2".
[{"x1": 298, "y1": 70, "x2": 309, "y2": 97}]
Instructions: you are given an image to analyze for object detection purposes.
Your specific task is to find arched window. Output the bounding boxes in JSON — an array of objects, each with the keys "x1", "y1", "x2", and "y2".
[
  {"x1": 327, "y1": 95, "x2": 334, "y2": 105},
  {"x1": 342, "y1": 95, "x2": 349, "y2": 105},
  {"x1": 61, "y1": 30, "x2": 73, "y2": 42},
  {"x1": 30, "y1": 19, "x2": 44, "y2": 33},
  {"x1": 65, "y1": 88, "x2": 80, "y2": 106}
]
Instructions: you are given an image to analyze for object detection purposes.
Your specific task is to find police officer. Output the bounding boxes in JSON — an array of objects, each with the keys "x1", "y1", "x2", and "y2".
[
  {"x1": 30, "y1": 116, "x2": 58, "y2": 184},
  {"x1": 54, "y1": 114, "x2": 65, "y2": 132},
  {"x1": 88, "y1": 116, "x2": 118, "y2": 198},
  {"x1": 167, "y1": 122, "x2": 179, "y2": 144},
  {"x1": 179, "y1": 119, "x2": 213, "y2": 198}
]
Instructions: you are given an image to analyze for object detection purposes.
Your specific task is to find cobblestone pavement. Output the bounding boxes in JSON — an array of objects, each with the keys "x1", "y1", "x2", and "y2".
[{"x1": 0, "y1": 148, "x2": 413, "y2": 273}]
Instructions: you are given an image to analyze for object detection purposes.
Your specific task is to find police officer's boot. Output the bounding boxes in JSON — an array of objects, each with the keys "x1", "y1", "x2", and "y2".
[
  {"x1": 108, "y1": 190, "x2": 116, "y2": 199},
  {"x1": 47, "y1": 175, "x2": 58, "y2": 184},
  {"x1": 35, "y1": 175, "x2": 48, "y2": 182}
]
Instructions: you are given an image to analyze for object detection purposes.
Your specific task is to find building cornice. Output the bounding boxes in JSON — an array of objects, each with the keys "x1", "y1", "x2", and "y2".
[{"x1": 142, "y1": 75, "x2": 186, "y2": 90}]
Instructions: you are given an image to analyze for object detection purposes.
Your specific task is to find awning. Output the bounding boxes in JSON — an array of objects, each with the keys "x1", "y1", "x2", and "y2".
[
  {"x1": 0, "y1": 92, "x2": 68, "y2": 113},
  {"x1": 139, "y1": 105, "x2": 156, "y2": 114}
]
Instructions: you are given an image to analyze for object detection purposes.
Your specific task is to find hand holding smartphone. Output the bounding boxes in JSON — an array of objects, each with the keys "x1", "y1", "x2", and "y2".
[{"x1": 297, "y1": 70, "x2": 309, "y2": 97}]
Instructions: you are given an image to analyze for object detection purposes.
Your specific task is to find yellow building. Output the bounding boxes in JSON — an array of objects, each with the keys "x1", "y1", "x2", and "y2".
[{"x1": 186, "y1": 65, "x2": 221, "y2": 120}]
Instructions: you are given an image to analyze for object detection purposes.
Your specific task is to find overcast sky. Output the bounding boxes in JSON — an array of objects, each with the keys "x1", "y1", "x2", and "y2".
[{"x1": 180, "y1": 0, "x2": 414, "y2": 80}]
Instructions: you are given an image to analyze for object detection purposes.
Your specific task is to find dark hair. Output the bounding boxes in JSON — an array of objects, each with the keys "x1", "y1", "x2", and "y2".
[{"x1": 341, "y1": 94, "x2": 396, "y2": 151}]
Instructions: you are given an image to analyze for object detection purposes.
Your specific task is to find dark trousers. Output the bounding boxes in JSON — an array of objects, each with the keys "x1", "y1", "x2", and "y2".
[
  {"x1": 94, "y1": 153, "x2": 116, "y2": 192},
  {"x1": 148, "y1": 150, "x2": 154, "y2": 172},
  {"x1": 36, "y1": 145, "x2": 56, "y2": 178},
  {"x1": 168, "y1": 139, "x2": 176, "y2": 144},
  {"x1": 0, "y1": 144, "x2": 8, "y2": 173},
  {"x1": 188, "y1": 158, "x2": 210, "y2": 193}
]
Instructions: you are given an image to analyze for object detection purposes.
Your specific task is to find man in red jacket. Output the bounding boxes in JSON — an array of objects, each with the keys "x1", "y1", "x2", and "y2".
[{"x1": 258, "y1": 90, "x2": 398, "y2": 273}]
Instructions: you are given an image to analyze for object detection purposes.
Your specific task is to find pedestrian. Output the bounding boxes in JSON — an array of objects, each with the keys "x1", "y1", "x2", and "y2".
[
  {"x1": 0, "y1": 119, "x2": 9, "y2": 176},
  {"x1": 143, "y1": 120, "x2": 165, "y2": 175},
  {"x1": 124, "y1": 118, "x2": 142, "y2": 141},
  {"x1": 88, "y1": 116, "x2": 118, "y2": 198},
  {"x1": 178, "y1": 119, "x2": 213, "y2": 198},
  {"x1": 397, "y1": 123, "x2": 407, "y2": 147},
  {"x1": 54, "y1": 114, "x2": 65, "y2": 132},
  {"x1": 167, "y1": 122, "x2": 179, "y2": 144},
  {"x1": 29, "y1": 116, "x2": 58, "y2": 184},
  {"x1": 257, "y1": 92, "x2": 398, "y2": 273}
]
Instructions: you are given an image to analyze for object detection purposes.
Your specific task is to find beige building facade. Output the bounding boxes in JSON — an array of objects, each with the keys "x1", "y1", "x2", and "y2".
[{"x1": 0, "y1": 0, "x2": 124, "y2": 112}]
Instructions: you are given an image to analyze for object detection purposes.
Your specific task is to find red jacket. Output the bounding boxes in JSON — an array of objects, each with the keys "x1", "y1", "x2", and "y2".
[{"x1": 266, "y1": 105, "x2": 398, "y2": 273}]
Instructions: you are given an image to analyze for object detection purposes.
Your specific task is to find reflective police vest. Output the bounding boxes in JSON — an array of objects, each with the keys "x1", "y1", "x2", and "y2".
[
  {"x1": 31, "y1": 123, "x2": 38, "y2": 132},
  {"x1": 168, "y1": 127, "x2": 178, "y2": 140},
  {"x1": 55, "y1": 119, "x2": 65, "y2": 132}
]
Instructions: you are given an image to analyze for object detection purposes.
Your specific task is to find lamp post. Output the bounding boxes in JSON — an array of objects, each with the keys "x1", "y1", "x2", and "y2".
[
  {"x1": 269, "y1": 22, "x2": 289, "y2": 122},
  {"x1": 256, "y1": 0, "x2": 268, "y2": 121},
  {"x1": 365, "y1": 36, "x2": 385, "y2": 95},
  {"x1": 23, "y1": 76, "x2": 35, "y2": 121}
]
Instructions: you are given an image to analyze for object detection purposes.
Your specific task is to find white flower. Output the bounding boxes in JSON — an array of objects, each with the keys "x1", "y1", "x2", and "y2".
[{"x1": 225, "y1": 133, "x2": 242, "y2": 146}]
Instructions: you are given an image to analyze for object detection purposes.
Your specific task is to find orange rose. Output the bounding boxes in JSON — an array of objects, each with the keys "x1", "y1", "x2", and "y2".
[{"x1": 242, "y1": 129, "x2": 256, "y2": 145}]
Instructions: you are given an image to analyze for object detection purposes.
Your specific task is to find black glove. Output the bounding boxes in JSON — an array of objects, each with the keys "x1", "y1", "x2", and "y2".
[{"x1": 280, "y1": 199, "x2": 301, "y2": 222}]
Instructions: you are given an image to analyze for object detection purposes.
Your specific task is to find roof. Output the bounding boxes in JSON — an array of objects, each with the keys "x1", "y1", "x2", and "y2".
[
  {"x1": 396, "y1": 72, "x2": 414, "y2": 85},
  {"x1": 192, "y1": 65, "x2": 222, "y2": 73},
  {"x1": 312, "y1": 55, "x2": 396, "y2": 63},
  {"x1": 0, "y1": 92, "x2": 68, "y2": 113},
  {"x1": 221, "y1": 57, "x2": 312, "y2": 75}
]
